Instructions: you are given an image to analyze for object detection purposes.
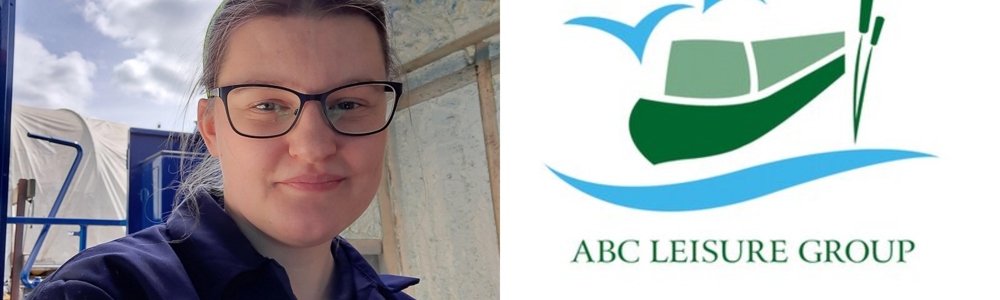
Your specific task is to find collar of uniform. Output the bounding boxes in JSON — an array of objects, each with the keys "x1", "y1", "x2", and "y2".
[
  {"x1": 164, "y1": 190, "x2": 294, "y2": 298},
  {"x1": 331, "y1": 237, "x2": 419, "y2": 299}
]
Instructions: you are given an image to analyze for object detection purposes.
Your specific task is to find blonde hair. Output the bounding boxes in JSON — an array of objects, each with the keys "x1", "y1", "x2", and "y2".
[{"x1": 171, "y1": 0, "x2": 398, "y2": 225}]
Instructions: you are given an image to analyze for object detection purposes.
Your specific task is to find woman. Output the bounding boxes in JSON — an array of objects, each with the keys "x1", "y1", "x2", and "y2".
[{"x1": 26, "y1": 0, "x2": 418, "y2": 299}]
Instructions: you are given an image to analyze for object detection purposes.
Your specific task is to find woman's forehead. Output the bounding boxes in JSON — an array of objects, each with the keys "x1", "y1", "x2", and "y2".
[{"x1": 217, "y1": 15, "x2": 386, "y2": 92}]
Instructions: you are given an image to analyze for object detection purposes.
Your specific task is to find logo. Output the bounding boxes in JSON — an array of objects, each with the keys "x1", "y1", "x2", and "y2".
[{"x1": 547, "y1": 0, "x2": 933, "y2": 212}]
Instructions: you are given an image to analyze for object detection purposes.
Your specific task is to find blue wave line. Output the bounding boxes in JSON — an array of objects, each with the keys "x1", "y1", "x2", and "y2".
[{"x1": 547, "y1": 149, "x2": 933, "y2": 212}]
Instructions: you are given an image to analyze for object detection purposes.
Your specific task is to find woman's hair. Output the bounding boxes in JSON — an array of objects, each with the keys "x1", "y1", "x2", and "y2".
[{"x1": 170, "y1": 0, "x2": 398, "y2": 224}]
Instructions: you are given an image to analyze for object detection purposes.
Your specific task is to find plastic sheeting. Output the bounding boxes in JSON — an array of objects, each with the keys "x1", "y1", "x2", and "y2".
[{"x1": 4, "y1": 103, "x2": 129, "y2": 281}]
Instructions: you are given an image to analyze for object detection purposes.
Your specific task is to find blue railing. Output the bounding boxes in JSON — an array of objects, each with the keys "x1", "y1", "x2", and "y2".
[
  {"x1": 7, "y1": 133, "x2": 127, "y2": 289},
  {"x1": 7, "y1": 217, "x2": 127, "y2": 252},
  {"x1": 8, "y1": 218, "x2": 128, "y2": 286}
]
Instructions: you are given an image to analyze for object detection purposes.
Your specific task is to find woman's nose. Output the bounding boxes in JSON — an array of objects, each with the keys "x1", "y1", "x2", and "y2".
[{"x1": 286, "y1": 101, "x2": 339, "y2": 163}]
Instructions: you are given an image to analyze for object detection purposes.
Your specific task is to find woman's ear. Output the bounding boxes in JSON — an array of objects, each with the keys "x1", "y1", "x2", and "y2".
[{"x1": 198, "y1": 99, "x2": 220, "y2": 157}]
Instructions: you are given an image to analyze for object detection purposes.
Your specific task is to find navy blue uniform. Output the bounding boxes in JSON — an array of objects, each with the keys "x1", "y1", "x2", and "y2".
[{"x1": 26, "y1": 191, "x2": 418, "y2": 299}]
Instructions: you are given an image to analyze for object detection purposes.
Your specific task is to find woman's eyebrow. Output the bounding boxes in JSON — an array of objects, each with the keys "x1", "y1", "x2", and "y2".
[
  {"x1": 232, "y1": 78, "x2": 285, "y2": 86},
  {"x1": 339, "y1": 76, "x2": 381, "y2": 85},
  {"x1": 232, "y1": 76, "x2": 382, "y2": 88}
]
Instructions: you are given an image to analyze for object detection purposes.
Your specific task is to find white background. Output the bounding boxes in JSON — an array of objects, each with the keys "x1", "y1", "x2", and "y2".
[{"x1": 501, "y1": 0, "x2": 1000, "y2": 298}]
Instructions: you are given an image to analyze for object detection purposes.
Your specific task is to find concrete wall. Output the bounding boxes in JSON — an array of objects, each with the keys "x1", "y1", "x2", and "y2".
[
  {"x1": 388, "y1": 0, "x2": 500, "y2": 63},
  {"x1": 376, "y1": 1, "x2": 500, "y2": 298},
  {"x1": 388, "y1": 82, "x2": 498, "y2": 299}
]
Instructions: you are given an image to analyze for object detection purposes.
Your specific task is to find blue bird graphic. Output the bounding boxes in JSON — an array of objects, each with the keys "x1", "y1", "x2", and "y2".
[
  {"x1": 565, "y1": 4, "x2": 692, "y2": 63},
  {"x1": 703, "y1": 0, "x2": 767, "y2": 13}
]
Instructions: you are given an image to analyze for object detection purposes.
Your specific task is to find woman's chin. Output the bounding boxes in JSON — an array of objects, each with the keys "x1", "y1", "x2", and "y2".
[
  {"x1": 263, "y1": 203, "x2": 357, "y2": 245},
  {"x1": 271, "y1": 226, "x2": 341, "y2": 249}
]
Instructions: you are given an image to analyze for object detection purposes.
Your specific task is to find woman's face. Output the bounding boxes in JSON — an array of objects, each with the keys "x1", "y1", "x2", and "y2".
[{"x1": 198, "y1": 14, "x2": 387, "y2": 248}]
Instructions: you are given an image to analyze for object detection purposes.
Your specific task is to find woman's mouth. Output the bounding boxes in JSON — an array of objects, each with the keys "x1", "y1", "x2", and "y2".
[{"x1": 279, "y1": 174, "x2": 346, "y2": 192}]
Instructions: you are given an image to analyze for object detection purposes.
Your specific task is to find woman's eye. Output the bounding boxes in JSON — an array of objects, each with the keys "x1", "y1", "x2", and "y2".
[
  {"x1": 254, "y1": 102, "x2": 280, "y2": 111},
  {"x1": 335, "y1": 101, "x2": 360, "y2": 110}
]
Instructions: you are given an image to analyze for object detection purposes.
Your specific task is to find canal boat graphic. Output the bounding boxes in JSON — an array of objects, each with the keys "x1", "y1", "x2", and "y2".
[
  {"x1": 631, "y1": 32, "x2": 846, "y2": 164},
  {"x1": 549, "y1": 0, "x2": 931, "y2": 212}
]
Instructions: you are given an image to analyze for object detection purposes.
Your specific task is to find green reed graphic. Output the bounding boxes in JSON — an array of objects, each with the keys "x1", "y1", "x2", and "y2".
[{"x1": 853, "y1": 0, "x2": 886, "y2": 142}]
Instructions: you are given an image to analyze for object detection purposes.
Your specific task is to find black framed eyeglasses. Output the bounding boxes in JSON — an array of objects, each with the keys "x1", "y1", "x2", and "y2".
[{"x1": 208, "y1": 81, "x2": 403, "y2": 139}]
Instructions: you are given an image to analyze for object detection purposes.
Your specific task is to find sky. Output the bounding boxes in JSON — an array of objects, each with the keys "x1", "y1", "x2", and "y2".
[{"x1": 13, "y1": 0, "x2": 221, "y2": 132}]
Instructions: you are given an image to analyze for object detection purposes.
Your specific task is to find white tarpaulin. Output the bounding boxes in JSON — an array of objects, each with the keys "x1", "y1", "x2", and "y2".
[{"x1": 4, "y1": 103, "x2": 129, "y2": 281}]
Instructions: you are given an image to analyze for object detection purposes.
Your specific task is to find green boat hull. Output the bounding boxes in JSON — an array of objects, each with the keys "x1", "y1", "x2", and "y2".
[{"x1": 629, "y1": 55, "x2": 846, "y2": 165}]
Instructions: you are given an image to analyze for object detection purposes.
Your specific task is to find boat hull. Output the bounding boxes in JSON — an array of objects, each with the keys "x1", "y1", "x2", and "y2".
[{"x1": 629, "y1": 55, "x2": 846, "y2": 165}]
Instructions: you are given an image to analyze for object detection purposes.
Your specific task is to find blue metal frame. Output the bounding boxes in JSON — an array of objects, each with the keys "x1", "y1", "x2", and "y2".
[
  {"x1": 0, "y1": 0, "x2": 16, "y2": 283},
  {"x1": 18, "y1": 133, "x2": 86, "y2": 288},
  {"x1": 7, "y1": 217, "x2": 127, "y2": 251},
  {"x1": 7, "y1": 217, "x2": 128, "y2": 227}
]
